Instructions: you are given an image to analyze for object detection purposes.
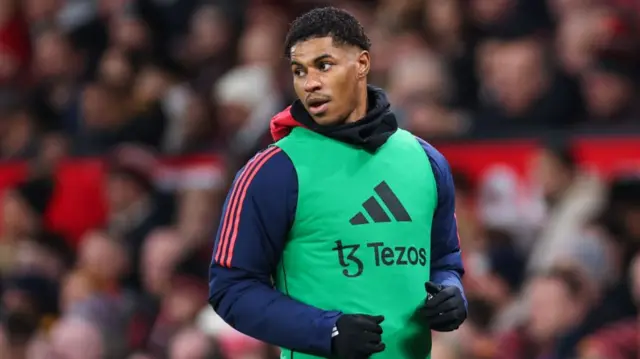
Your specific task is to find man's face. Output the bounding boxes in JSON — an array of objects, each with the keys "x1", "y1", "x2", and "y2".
[
  {"x1": 106, "y1": 173, "x2": 141, "y2": 212},
  {"x1": 49, "y1": 318, "x2": 104, "y2": 359},
  {"x1": 581, "y1": 70, "x2": 633, "y2": 119},
  {"x1": 169, "y1": 329, "x2": 211, "y2": 359},
  {"x1": 141, "y1": 231, "x2": 183, "y2": 295},
  {"x1": 489, "y1": 40, "x2": 546, "y2": 115},
  {"x1": 2, "y1": 192, "x2": 36, "y2": 237},
  {"x1": 290, "y1": 37, "x2": 368, "y2": 125},
  {"x1": 532, "y1": 149, "x2": 572, "y2": 202},
  {"x1": 527, "y1": 278, "x2": 579, "y2": 340},
  {"x1": 78, "y1": 232, "x2": 128, "y2": 282}
]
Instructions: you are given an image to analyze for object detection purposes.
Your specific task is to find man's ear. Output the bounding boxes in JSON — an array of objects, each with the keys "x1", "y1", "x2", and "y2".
[{"x1": 356, "y1": 51, "x2": 370, "y2": 79}]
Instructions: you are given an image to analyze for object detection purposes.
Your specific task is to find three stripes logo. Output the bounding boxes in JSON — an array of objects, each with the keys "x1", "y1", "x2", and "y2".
[{"x1": 349, "y1": 181, "x2": 412, "y2": 225}]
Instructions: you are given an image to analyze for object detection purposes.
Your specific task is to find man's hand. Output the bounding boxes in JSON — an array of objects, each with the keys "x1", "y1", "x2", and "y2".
[
  {"x1": 332, "y1": 314, "x2": 385, "y2": 359},
  {"x1": 418, "y1": 282, "x2": 467, "y2": 332}
]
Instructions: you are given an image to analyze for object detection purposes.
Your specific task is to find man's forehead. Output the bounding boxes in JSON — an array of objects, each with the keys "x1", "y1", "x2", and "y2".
[{"x1": 290, "y1": 37, "x2": 344, "y2": 61}]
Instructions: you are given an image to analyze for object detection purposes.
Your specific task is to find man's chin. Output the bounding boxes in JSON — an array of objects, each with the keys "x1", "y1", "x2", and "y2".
[{"x1": 312, "y1": 114, "x2": 344, "y2": 126}]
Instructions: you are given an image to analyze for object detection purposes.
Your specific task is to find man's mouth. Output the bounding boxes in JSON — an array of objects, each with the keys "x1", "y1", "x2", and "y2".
[{"x1": 307, "y1": 98, "x2": 330, "y2": 115}]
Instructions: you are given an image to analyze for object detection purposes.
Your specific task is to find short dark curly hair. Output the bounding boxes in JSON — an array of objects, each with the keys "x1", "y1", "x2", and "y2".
[{"x1": 284, "y1": 7, "x2": 371, "y2": 59}]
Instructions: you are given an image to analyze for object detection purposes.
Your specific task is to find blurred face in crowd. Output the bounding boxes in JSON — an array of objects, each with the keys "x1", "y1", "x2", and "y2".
[
  {"x1": 98, "y1": 0, "x2": 129, "y2": 16},
  {"x1": 0, "y1": 0, "x2": 17, "y2": 24},
  {"x1": 532, "y1": 148, "x2": 573, "y2": 203},
  {"x1": 106, "y1": 173, "x2": 145, "y2": 213},
  {"x1": 60, "y1": 271, "x2": 96, "y2": 313},
  {"x1": 470, "y1": 0, "x2": 513, "y2": 25},
  {"x1": 1, "y1": 109, "x2": 34, "y2": 159},
  {"x1": 388, "y1": 51, "x2": 448, "y2": 107},
  {"x1": 133, "y1": 66, "x2": 171, "y2": 105},
  {"x1": 187, "y1": 5, "x2": 230, "y2": 63},
  {"x1": 0, "y1": 50, "x2": 20, "y2": 83},
  {"x1": 168, "y1": 328, "x2": 212, "y2": 359},
  {"x1": 141, "y1": 230, "x2": 183, "y2": 295},
  {"x1": 485, "y1": 39, "x2": 548, "y2": 115},
  {"x1": 527, "y1": 276, "x2": 584, "y2": 341},
  {"x1": 78, "y1": 231, "x2": 128, "y2": 284},
  {"x1": 556, "y1": 11, "x2": 602, "y2": 74},
  {"x1": 178, "y1": 189, "x2": 216, "y2": 245},
  {"x1": 98, "y1": 48, "x2": 135, "y2": 90},
  {"x1": 49, "y1": 318, "x2": 104, "y2": 359},
  {"x1": 581, "y1": 70, "x2": 633, "y2": 119},
  {"x1": 163, "y1": 284, "x2": 207, "y2": 325},
  {"x1": 386, "y1": 47, "x2": 462, "y2": 138},
  {"x1": 109, "y1": 16, "x2": 149, "y2": 52},
  {"x1": 290, "y1": 37, "x2": 370, "y2": 125},
  {"x1": 239, "y1": 25, "x2": 281, "y2": 67},
  {"x1": 2, "y1": 191, "x2": 37, "y2": 237},
  {"x1": 36, "y1": 133, "x2": 69, "y2": 174},
  {"x1": 33, "y1": 30, "x2": 75, "y2": 81},
  {"x1": 82, "y1": 84, "x2": 126, "y2": 130},
  {"x1": 24, "y1": 0, "x2": 59, "y2": 23},
  {"x1": 424, "y1": 0, "x2": 463, "y2": 38},
  {"x1": 547, "y1": 0, "x2": 597, "y2": 19}
]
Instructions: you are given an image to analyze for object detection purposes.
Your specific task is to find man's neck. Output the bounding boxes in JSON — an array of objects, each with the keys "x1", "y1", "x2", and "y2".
[{"x1": 345, "y1": 83, "x2": 369, "y2": 124}]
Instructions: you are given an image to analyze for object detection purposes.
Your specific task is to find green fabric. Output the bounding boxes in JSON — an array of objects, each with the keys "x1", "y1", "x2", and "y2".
[{"x1": 275, "y1": 127, "x2": 438, "y2": 359}]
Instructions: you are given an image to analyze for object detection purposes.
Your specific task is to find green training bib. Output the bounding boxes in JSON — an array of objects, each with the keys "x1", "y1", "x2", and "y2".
[{"x1": 274, "y1": 127, "x2": 438, "y2": 359}]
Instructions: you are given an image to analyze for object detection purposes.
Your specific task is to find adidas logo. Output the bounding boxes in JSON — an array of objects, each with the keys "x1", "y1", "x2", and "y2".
[{"x1": 350, "y1": 181, "x2": 412, "y2": 225}]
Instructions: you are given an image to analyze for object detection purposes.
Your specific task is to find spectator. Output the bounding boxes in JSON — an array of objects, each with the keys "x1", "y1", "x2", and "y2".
[
  {"x1": 580, "y1": 54, "x2": 639, "y2": 126},
  {"x1": 76, "y1": 230, "x2": 129, "y2": 291},
  {"x1": 475, "y1": 36, "x2": 585, "y2": 135},
  {"x1": 527, "y1": 140, "x2": 607, "y2": 274},
  {"x1": 0, "y1": 104, "x2": 36, "y2": 160},
  {"x1": 168, "y1": 327, "x2": 218, "y2": 359},
  {"x1": 578, "y1": 252, "x2": 640, "y2": 359},
  {"x1": 496, "y1": 267, "x2": 596, "y2": 359},
  {"x1": 104, "y1": 144, "x2": 174, "y2": 290},
  {"x1": 0, "y1": 176, "x2": 55, "y2": 244},
  {"x1": 48, "y1": 317, "x2": 104, "y2": 359}
]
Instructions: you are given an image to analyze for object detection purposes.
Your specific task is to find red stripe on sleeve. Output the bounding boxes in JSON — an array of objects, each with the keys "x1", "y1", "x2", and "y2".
[{"x1": 214, "y1": 147, "x2": 281, "y2": 267}]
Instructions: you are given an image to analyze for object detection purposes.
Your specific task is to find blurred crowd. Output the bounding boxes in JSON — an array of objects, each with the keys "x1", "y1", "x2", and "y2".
[{"x1": 0, "y1": 0, "x2": 639, "y2": 358}]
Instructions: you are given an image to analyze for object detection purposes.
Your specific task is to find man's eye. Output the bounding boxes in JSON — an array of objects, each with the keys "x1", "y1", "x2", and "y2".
[
  {"x1": 319, "y1": 63, "x2": 332, "y2": 71},
  {"x1": 293, "y1": 68, "x2": 306, "y2": 77}
]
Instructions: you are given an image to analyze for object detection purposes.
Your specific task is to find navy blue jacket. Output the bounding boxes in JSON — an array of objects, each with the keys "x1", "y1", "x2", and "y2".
[{"x1": 209, "y1": 137, "x2": 465, "y2": 356}]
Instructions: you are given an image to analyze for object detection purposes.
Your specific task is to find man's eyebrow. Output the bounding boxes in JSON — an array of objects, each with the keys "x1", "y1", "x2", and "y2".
[{"x1": 290, "y1": 54, "x2": 333, "y2": 66}]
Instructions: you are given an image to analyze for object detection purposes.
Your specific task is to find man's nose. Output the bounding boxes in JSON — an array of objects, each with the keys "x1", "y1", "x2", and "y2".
[{"x1": 303, "y1": 75, "x2": 322, "y2": 92}]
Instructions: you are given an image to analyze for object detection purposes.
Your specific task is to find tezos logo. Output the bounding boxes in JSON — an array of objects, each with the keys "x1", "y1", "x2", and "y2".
[{"x1": 331, "y1": 240, "x2": 427, "y2": 278}]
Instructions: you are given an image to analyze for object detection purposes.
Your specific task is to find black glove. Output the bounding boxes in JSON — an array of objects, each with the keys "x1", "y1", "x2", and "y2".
[
  {"x1": 418, "y1": 282, "x2": 467, "y2": 332},
  {"x1": 332, "y1": 314, "x2": 386, "y2": 359}
]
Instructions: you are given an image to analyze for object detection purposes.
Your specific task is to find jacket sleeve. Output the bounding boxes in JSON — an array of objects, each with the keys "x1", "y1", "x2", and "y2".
[
  {"x1": 209, "y1": 146, "x2": 341, "y2": 356},
  {"x1": 417, "y1": 137, "x2": 467, "y2": 304}
]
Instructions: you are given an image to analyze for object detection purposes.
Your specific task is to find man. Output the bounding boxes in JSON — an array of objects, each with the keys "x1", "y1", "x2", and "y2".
[{"x1": 209, "y1": 7, "x2": 466, "y2": 359}]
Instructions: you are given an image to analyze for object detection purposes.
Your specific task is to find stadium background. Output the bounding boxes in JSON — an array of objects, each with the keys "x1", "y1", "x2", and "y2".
[{"x1": 0, "y1": 0, "x2": 639, "y2": 358}]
